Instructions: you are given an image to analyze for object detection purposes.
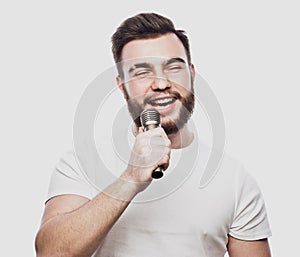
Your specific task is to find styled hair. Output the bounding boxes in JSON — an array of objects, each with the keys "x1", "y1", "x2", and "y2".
[{"x1": 111, "y1": 13, "x2": 191, "y2": 76}]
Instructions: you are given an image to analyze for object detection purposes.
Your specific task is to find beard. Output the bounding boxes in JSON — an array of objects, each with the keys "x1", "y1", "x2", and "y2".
[{"x1": 123, "y1": 86, "x2": 195, "y2": 135}]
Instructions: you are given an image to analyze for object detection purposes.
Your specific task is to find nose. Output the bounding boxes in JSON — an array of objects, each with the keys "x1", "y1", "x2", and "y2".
[{"x1": 151, "y1": 76, "x2": 170, "y2": 91}]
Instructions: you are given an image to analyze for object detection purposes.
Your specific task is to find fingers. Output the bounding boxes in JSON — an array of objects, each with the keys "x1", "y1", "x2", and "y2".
[
  {"x1": 135, "y1": 127, "x2": 171, "y2": 157},
  {"x1": 137, "y1": 127, "x2": 171, "y2": 146},
  {"x1": 126, "y1": 126, "x2": 171, "y2": 183},
  {"x1": 149, "y1": 137, "x2": 170, "y2": 148},
  {"x1": 148, "y1": 127, "x2": 170, "y2": 142},
  {"x1": 157, "y1": 153, "x2": 170, "y2": 171}
]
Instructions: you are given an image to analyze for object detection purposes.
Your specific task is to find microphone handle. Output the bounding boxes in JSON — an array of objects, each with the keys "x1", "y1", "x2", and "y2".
[
  {"x1": 144, "y1": 124, "x2": 164, "y2": 179},
  {"x1": 152, "y1": 166, "x2": 164, "y2": 179}
]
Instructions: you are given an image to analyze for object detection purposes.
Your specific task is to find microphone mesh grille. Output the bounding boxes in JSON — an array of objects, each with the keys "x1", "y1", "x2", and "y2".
[{"x1": 140, "y1": 109, "x2": 161, "y2": 127}]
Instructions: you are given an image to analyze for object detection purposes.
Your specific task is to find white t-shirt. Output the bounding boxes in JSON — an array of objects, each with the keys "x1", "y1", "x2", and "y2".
[{"x1": 47, "y1": 136, "x2": 271, "y2": 257}]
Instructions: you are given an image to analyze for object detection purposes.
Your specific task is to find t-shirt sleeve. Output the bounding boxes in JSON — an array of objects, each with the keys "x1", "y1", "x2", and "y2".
[
  {"x1": 229, "y1": 167, "x2": 272, "y2": 240},
  {"x1": 46, "y1": 151, "x2": 94, "y2": 202}
]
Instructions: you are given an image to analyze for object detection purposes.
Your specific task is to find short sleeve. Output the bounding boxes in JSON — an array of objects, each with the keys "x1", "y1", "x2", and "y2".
[
  {"x1": 47, "y1": 151, "x2": 93, "y2": 202},
  {"x1": 229, "y1": 167, "x2": 272, "y2": 240}
]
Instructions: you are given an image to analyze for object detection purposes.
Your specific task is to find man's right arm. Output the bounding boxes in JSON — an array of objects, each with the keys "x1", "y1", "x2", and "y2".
[
  {"x1": 35, "y1": 127, "x2": 171, "y2": 257},
  {"x1": 35, "y1": 178, "x2": 141, "y2": 257}
]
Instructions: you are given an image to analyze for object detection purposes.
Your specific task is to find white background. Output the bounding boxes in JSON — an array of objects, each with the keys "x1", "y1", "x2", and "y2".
[{"x1": 1, "y1": 1, "x2": 299, "y2": 256}]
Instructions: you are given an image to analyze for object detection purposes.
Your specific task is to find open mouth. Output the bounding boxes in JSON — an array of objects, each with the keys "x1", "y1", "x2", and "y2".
[{"x1": 147, "y1": 97, "x2": 177, "y2": 107}]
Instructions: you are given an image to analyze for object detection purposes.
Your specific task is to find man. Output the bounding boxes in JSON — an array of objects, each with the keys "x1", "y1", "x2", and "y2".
[{"x1": 35, "y1": 13, "x2": 272, "y2": 256}]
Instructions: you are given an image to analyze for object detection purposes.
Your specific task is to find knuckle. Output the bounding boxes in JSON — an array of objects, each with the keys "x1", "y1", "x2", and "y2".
[
  {"x1": 165, "y1": 147, "x2": 171, "y2": 155},
  {"x1": 166, "y1": 153, "x2": 170, "y2": 161},
  {"x1": 157, "y1": 127, "x2": 166, "y2": 135},
  {"x1": 166, "y1": 139, "x2": 171, "y2": 147},
  {"x1": 166, "y1": 140, "x2": 171, "y2": 147},
  {"x1": 162, "y1": 153, "x2": 170, "y2": 163}
]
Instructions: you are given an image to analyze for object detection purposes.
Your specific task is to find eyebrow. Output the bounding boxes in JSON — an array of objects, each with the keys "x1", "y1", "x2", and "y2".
[
  {"x1": 127, "y1": 57, "x2": 187, "y2": 74},
  {"x1": 164, "y1": 57, "x2": 186, "y2": 66},
  {"x1": 128, "y1": 62, "x2": 152, "y2": 73}
]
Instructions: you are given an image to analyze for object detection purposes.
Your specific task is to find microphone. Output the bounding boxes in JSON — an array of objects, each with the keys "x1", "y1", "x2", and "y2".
[{"x1": 140, "y1": 109, "x2": 164, "y2": 179}]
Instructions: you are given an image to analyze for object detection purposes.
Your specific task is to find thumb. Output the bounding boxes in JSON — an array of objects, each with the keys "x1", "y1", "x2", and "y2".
[{"x1": 138, "y1": 127, "x2": 144, "y2": 134}]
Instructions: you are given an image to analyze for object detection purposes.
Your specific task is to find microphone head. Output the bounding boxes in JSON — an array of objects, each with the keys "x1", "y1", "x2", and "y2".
[{"x1": 140, "y1": 109, "x2": 161, "y2": 129}]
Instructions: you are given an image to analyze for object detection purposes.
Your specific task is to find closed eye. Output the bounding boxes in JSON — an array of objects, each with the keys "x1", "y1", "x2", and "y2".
[
  {"x1": 134, "y1": 69, "x2": 153, "y2": 78},
  {"x1": 165, "y1": 65, "x2": 184, "y2": 73}
]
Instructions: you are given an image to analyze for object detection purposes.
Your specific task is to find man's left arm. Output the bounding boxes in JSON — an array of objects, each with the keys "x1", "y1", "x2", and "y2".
[{"x1": 227, "y1": 236, "x2": 271, "y2": 257}]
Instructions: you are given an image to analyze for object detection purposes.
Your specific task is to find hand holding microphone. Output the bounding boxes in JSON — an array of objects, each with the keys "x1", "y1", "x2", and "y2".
[
  {"x1": 140, "y1": 109, "x2": 165, "y2": 179},
  {"x1": 123, "y1": 109, "x2": 170, "y2": 187}
]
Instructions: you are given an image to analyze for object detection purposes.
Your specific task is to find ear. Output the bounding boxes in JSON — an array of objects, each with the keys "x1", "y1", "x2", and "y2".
[
  {"x1": 190, "y1": 64, "x2": 196, "y2": 81},
  {"x1": 116, "y1": 75, "x2": 125, "y2": 95}
]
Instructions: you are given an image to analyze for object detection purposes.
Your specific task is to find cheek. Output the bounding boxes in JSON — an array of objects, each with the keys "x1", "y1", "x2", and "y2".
[
  {"x1": 124, "y1": 84, "x2": 150, "y2": 105},
  {"x1": 170, "y1": 73, "x2": 192, "y2": 91},
  {"x1": 125, "y1": 81, "x2": 147, "y2": 97},
  {"x1": 174, "y1": 82, "x2": 192, "y2": 98}
]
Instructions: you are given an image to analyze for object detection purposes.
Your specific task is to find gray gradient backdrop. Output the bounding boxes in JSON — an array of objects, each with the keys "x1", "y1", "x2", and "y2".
[{"x1": 1, "y1": 1, "x2": 299, "y2": 256}]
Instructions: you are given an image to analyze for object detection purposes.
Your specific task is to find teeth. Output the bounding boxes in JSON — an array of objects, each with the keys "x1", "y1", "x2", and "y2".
[
  {"x1": 155, "y1": 98, "x2": 173, "y2": 104},
  {"x1": 151, "y1": 97, "x2": 175, "y2": 106}
]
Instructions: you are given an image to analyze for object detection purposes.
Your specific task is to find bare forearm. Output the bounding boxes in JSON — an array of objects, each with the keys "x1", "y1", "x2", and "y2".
[
  {"x1": 227, "y1": 237, "x2": 271, "y2": 257},
  {"x1": 36, "y1": 128, "x2": 169, "y2": 257},
  {"x1": 35, "y1": 179, "x2": 140, "y2": 257}
]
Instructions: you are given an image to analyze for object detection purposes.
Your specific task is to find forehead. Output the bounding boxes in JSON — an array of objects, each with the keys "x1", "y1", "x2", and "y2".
[{"x1": 121, "y1": 33, "x2": 188, "y2": 63}]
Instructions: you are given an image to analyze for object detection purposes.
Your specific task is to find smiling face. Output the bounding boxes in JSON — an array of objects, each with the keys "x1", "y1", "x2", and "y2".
[{"x1": 117, "y1": 33, "x2": 195, "y2": 135}]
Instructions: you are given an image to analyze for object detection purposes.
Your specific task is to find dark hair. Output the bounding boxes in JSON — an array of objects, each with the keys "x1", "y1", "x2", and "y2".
[{"x1": 111, "y1": 13, "x2": 191, "y2": 75}]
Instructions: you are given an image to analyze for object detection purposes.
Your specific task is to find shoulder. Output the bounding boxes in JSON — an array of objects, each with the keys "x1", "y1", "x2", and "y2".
[{"x1": 47, "y1": 150, "x2": 96, "y2": 201}]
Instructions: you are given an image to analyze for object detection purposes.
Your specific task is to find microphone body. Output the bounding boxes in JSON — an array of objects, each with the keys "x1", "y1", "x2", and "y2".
[{"x1": 140, "y1": 109, "x2": 164, "y2": 179}]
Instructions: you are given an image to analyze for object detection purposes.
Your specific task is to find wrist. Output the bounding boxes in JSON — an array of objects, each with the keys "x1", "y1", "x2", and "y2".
[{"x1": 120, "y1": 167, "x2": 151, "y2": 194}]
